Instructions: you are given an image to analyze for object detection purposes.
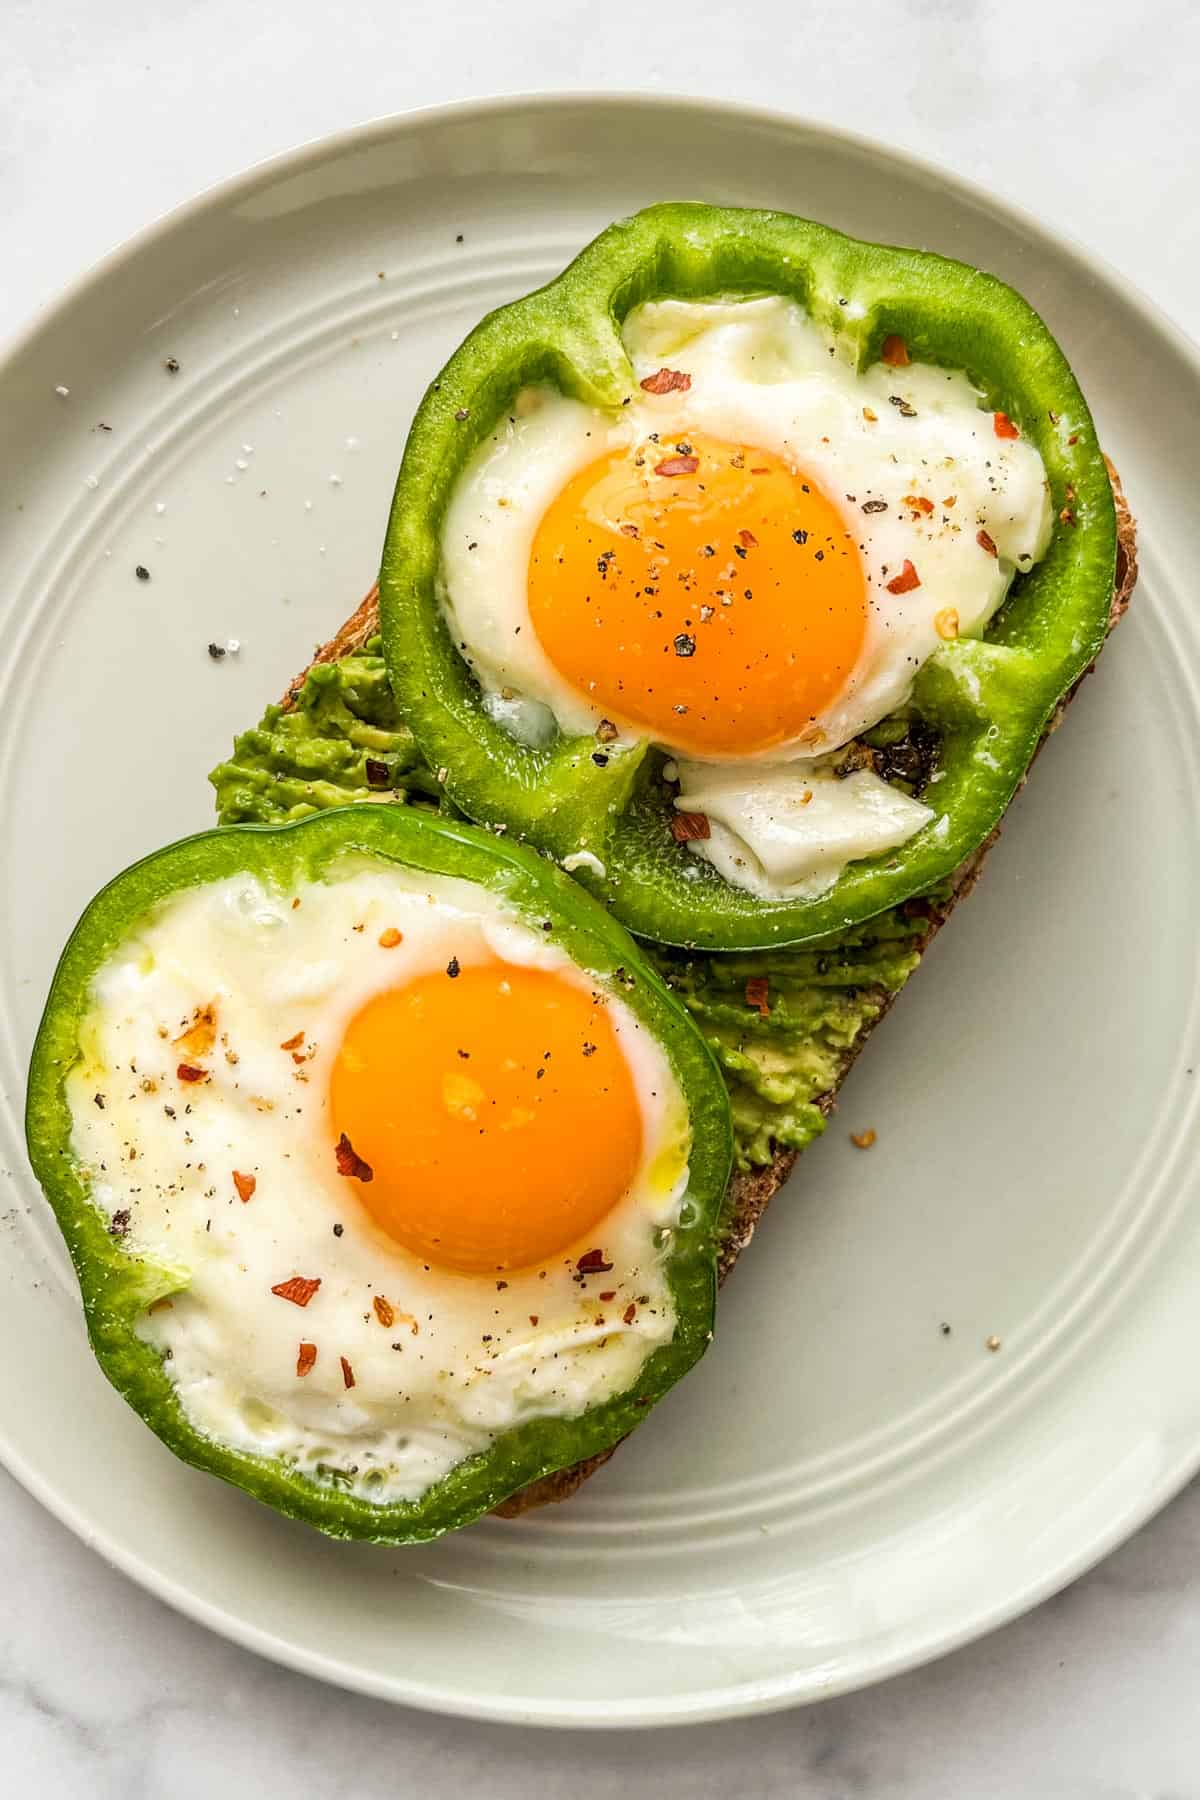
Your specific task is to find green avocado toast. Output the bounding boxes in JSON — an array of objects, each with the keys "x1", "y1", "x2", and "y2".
[
  {"x1": 210, "y1": 452, "x2": 1134, "y2": 1514},
  {"x1": 25, "y1": 807, "x2": 732, "y2": 1542},
  {"x1": 376, "y1": 203, "x2": 1118, "y2": 951},
  {"x1": 28, "y1": 202, "x2": 1136, "y2": 1541}
]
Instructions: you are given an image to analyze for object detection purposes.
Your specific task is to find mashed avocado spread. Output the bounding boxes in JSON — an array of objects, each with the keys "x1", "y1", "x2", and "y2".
[{"x1": 211, "y1": 639, "x2": 925, "y2": 1170}]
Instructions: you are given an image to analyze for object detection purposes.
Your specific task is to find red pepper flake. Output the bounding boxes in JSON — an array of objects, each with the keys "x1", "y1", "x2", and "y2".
[
  {"x1": 670, "y1": 810, "x2": 711, "y2": 843},
  {"x1": 279, "y1": 1030, "x2": 305, "y2": 1051},
  {"x1": 373, "y1": 1295, "x2": 396, "y2": 1328},
  {"x1": 596, "y1": 718, "x2": 618, "y2": 742},
  {"x1": 529, "y1": 1314, "x2": 539, "y2": 1327},
  {"x1": 903, "y1": 494, "x2": 934, "y2": 515},
  {"x1": 176, "y1": 1063, "x2": 208, "y2": 1084},
  {"x1": 232, "y1": 1170, "x2": 256, "y2": 1203},
  {"x1": 173, "y1": 1004, "x2": 217, "y2": 1059},
  {"x1": 619, "y1": 522, "x2": 639, "y2": 538},
  {"x1": 577, "y1": 1248, "x2": 613, "y2": 1275},
  {"x1": 296, "y1": 1342, "x2": 317, "y2": 1377},
  {"x1": 335, "y1": 1132, "x2": 373, "y2": 1183},
  {"x1": 881, "y1": 334, "x2": 910, "y2": 367},
  {"x1": 639, "y1": 368, "x2": 692, "y2": 395},
  {"x1": 654, "y1": 455, "x2": 698, "y2": 477},
  {"x1": 623, "y1": 1302, "x2": 637, "y2": 1325},
  {"x1": 851, "y1": 1129, "x2": 877, "y2": 1149},
  {"x1": 737, "y1": 529, "x2": 758, "y2": 548},
  {"x1": 976, "y1": 528, "x2": 998, "y2": 558},
  {"x1": 885, "y1": 560, "x2": 921, "y2": 595},
  {"x1": 340, "y1": 1356, "x2": 356, "y2": 1390},
  {"x1": 271, "y1": 1275, "x2": 321, "y2": 1308},
  {"x1": 378, "y1": 927, "x2": 403, "y2": 948},
  {"x1": 598, "y1": 1290, "x2": 617, "y2": 1302},
  {"x1": 993, "y1": 411, "x2": 1020, "y2": 439},
  {"x1": 745, "y1": 976, "x2": 770, "y2": 1017}
]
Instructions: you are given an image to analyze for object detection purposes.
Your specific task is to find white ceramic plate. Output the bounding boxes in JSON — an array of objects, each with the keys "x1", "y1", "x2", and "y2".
[{"x1": 1, "y1": 94, "x2": 1197, "y2": 1727}]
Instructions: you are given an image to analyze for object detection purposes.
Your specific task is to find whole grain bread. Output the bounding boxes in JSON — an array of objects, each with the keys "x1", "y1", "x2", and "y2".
[{"x1": 282, "y1": 464, "x2": 1137, "y2": 1517}]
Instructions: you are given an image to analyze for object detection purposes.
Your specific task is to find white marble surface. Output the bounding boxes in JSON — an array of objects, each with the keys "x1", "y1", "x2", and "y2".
[{"x1": 4, "y1": 1, "x2": 1200, "y2": 1790}]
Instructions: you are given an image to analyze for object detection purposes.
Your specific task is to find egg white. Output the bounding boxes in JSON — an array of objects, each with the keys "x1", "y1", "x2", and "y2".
[
  {"x1": 440, "y1": 296, "x2": 1053, "y2": 897},
  {"x1": 66, "y1": 863, "x2": 689, "y2": 1505},
  {"x1": 672, "y1": 759, "x2": 935, "y2": 901}
]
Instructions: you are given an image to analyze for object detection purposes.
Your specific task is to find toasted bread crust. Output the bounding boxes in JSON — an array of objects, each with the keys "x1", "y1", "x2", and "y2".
[{"x1": 286, "y1": 469, "x2": 1138, "y2": 1519}]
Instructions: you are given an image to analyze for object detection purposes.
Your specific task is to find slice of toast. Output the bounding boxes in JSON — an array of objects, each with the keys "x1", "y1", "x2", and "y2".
[{"x1": 280, "y1": 465, "x2": 1138, "y2": 1517}]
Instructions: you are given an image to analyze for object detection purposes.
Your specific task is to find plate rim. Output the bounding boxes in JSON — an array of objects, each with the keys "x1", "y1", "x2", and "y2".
[{"x1": 2, "y1": 88, "x2": 1199, "y2": 1729}]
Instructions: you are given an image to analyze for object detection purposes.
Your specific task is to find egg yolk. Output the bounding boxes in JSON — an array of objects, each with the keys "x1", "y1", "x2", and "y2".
[
  {"x1": 528, "y1": 432, "x2": 867, "y2": 757},
  {"x1": 329, "y1": 963, "x2": 643, "y2": 1274}
]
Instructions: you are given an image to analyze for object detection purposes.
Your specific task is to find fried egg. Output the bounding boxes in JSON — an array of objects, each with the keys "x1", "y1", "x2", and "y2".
[
  {"x1": 66, "y1": 863, "x2": 689, "y2": 1503},
  {"x1": 441, "y1": 297, "x2": 1053, "y2": 897}
]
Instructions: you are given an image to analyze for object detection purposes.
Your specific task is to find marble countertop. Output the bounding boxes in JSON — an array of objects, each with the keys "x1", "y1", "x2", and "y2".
[{"x1": 4, "y1": 2, "x2": 1200, "y2": 1791}]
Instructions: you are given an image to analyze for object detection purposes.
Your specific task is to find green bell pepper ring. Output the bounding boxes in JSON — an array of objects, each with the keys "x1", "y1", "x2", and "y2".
[
  {"x1": 379, "y1": 202, "x2": 1116, "y2": 951},
  {"x1": 25, "y1": 806, "x2": 733, "y2": 1544}
]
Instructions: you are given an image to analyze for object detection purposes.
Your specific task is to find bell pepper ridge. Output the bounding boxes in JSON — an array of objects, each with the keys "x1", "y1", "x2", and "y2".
[
  {"x1": 374, "y1": 202, "x2": 1117, "y2": 951},
  {"x1": 24, "y1": 807, "x2": 733, "y2": 1543}
]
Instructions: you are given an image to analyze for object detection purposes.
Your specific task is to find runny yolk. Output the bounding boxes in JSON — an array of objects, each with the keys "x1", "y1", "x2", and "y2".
[
  {"x1": 329, "y1": 963, "x2": 643, "y2": 1274},
  {"x1": 528, "y1": 432, "x2": 867, "y2": 757}
]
